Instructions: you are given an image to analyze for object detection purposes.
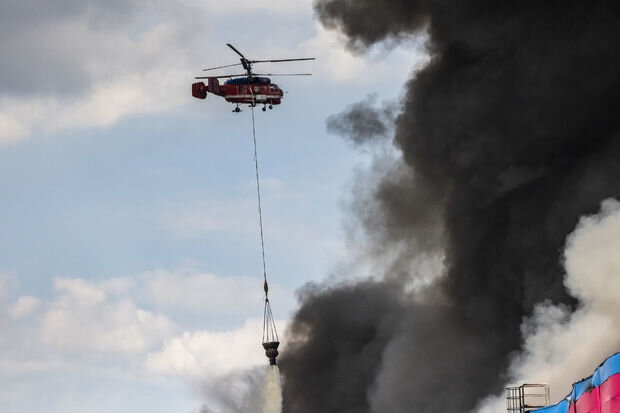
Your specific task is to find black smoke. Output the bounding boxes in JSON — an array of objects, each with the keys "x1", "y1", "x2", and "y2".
[
  {"x1": 326, "y1": 95, "x2": 396, "y2": 146},
  {"x1": 280, "y1": 1, "x2": 620, "y2": 412}
]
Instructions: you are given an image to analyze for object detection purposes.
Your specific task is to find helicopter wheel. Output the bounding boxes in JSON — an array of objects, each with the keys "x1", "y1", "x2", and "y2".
[
  {"x1": 234, "y1": 106, "x2": 241, "y2": 113},
  {"x1": 269, "y1": 104, "x2": 273, "y2": 110},
  {"x1": 262, "y1": 106, "x2": 267, "y2": 112}
]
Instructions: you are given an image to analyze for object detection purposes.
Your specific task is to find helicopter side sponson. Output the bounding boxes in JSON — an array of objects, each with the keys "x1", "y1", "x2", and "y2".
[{"x1": 192, "y1": 77, "x2": 283, "y2": 107}]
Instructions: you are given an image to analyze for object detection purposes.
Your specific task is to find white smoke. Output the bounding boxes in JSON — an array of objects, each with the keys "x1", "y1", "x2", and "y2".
[
  {"x1": 198, "y1": 364, "x2": 283, "y2": 413},
  {"x1": 476, "y1": 198, "x2": 620, "y2": 413}
]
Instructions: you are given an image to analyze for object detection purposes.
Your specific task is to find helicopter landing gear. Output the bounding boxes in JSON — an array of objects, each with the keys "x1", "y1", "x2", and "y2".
[
  {"x1": 262, "y1": 105, "x2": 267, "y2": 112},
  {"x1": 269, "y1": 104, "x2": 273, "y2": 110},
  {"x1": 233, "y1": 105, "x2": 241, "y2": 113}
]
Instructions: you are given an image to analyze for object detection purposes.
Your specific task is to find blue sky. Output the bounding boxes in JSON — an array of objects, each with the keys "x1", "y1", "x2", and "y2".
[{"x1": 0, "y1": 1, "x2": 427, "y2": 411}]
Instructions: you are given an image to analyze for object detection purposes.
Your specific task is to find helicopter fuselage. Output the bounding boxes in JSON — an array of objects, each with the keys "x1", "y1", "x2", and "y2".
[{"x1": 192, "y1": 77, "x2": 283, "y2": 108}]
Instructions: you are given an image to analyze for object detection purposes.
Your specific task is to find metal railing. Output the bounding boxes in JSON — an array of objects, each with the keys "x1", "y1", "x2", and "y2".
[{"x1": 507, "y1": 384, "x2": 550, "y2": 413}]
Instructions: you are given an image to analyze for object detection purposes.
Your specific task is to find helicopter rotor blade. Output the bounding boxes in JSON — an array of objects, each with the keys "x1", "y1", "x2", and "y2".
[
  {"x1": 226, "y1": 43, "x2": 246, "y2": 59},
  {"x1": 250, "y1": 58, "x2": 315, "y2": 64},
  {"x1": 202, "y1": 63, "x2": 243, "y2": 71},
  {"x1": 195, "y1": 73, "x2": 247, "y2": 79},
  {"x1": 253, "y1": 73, "x2": 312, "y2": 76}
]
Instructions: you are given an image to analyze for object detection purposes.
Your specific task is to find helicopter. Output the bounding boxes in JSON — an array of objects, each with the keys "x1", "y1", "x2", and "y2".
[{"x1": 192, "y1": 44, "x2": 315, "y2": 112}]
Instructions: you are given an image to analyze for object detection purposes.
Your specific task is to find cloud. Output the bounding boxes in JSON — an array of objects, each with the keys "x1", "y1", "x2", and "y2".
[
  {"x1": 0, "y1": 0, "x2": 194, "y2": 96},
  {"x1": 41, "y1": 277, "x2": 175, "y2": 354},
  {"x1": 0, "y1": 267, "x2": 291, "y2": 367},
  {"x1": 0, "y1": 0, "x2": 211, "y2": 143},
  {"x1": 140, "y1": 268, "x2": 293, "y2": 318},
  {"x1": 9, "y1": 296, "x2": 41, "y2": 320},
  {"x1": 198, "y1": 0, "x2": 311, "y2": 16},
  {"x1": 1, "y1": 268, "x2": 292, "y2": 412},
  {"x1": 0, "y1": 270, "x2": 292, "y2": 409},
  {"x1": 0, "y1": 113, "x2": 28, "y2": 144},
  {"x1": 145, "y1": 318, "x2": 288, "y2": 380},
  {"x1": 299, "y1": 22, "x2": 429, "y2": 83}
]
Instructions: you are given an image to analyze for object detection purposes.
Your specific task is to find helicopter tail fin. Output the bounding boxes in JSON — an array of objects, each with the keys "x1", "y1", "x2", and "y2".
[
  {"x1": 207, "y1": 77, "x2": 220, "y2": 95},
  {"x1": 192, "y1": 82, "x2": 207, "y2": 99}
]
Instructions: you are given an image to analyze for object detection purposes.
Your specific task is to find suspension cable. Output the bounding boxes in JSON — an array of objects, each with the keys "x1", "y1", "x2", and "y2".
[
  {"x1": 248, "y1": 90, "x2": 278, "y2": 347},
  {"x1": 250, "y1": 103, "x2": 268, "y2": 297}
]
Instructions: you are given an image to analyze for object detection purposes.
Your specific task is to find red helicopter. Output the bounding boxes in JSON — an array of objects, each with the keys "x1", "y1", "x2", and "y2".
[{"x1": 192, "y1": 44, "x2": 314, "y2": 112}]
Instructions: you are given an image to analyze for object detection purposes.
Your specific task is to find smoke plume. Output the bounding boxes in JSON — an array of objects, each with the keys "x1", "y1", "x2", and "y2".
[
  {"x1": 280, "y1": 1, "x2": 620, "y2": 413},
  {"x1": 326, "y1": 95, "x2": 396, "y2": 146},
  {"x1": 478, "y1": 199, "x2": 620, "y2": 413},
  {"x1": 513, "y1": 200, "x2": 620, "y2": 394}
]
